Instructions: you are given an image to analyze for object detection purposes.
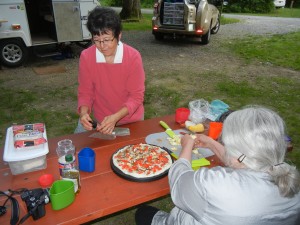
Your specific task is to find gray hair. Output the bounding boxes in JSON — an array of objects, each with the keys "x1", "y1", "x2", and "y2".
[{"x1": 222, "y1": 106, "x2": 300, "y2": 198}]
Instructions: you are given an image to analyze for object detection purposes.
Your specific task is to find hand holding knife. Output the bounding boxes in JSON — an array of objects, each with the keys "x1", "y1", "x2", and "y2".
[
  {"x1": 90, "y1": 120, "x2": 97, "y2": 129},
  {"x1": 89, "y1": 120, "x2": 130, "y2": 140}
]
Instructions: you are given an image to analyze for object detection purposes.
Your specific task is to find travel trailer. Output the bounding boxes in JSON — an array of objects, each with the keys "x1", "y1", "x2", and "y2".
[
  {"x1": 274, "y1": 0, "x2": 286, "y2": 8},
  {"x1": 0, "y1": 0, "x2": 100, "y2": 67}
]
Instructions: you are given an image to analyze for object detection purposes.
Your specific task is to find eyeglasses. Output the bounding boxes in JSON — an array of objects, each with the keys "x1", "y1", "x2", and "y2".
[
  {"x1": 238, "y1": 154, "x2": 246, "y2": 163},
  {"x1": 93, "y1": 37, "x2": 115, "y2": 46}
]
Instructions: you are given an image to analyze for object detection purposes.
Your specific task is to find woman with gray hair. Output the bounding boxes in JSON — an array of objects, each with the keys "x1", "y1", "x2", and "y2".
[{"x1": 136, "y1": 106, "x2": 300, "y2": 225}]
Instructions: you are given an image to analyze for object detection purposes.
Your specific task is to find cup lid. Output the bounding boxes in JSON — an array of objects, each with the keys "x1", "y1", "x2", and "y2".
[
  {"x1": 65, "y1": 154, "x2": 73, "y2": 162},
  {"x1": 39, "y1": 174, "x2": 54, "y2": 187}
]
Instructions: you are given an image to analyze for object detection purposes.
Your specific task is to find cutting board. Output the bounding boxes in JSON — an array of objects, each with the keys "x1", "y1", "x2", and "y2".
[{"x1": 145, "y1": 129, "x2": 215, "y2": 160}]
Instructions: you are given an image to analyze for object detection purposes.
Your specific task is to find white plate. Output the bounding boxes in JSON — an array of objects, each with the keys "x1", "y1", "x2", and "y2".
[{"x1": 145, "y1": 129, "x2": 214, "y2": 160}]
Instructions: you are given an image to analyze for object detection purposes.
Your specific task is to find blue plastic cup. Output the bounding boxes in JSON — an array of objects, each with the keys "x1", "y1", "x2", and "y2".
[{"x1": 78, "y1": 147, "x2": 95, "y2": 172}]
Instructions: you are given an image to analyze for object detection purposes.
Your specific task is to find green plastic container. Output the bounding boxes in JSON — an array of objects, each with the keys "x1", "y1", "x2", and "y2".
[{"x1": 50, "y1": 180, "x2": 75, "y2": 210}]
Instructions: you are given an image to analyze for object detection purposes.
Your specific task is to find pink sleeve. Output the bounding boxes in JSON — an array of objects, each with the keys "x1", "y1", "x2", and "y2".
[
  {"x1": 123, "y1": 50, "x2": 145, "y2": 117},
  {"x1": 77, "y1": 48, "x2": 95, "y2": 114}
]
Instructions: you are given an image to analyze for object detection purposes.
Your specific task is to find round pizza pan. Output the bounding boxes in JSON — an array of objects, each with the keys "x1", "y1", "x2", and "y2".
[{"x1": 110, "y1": 144, "x2": 173, "y2": 182}]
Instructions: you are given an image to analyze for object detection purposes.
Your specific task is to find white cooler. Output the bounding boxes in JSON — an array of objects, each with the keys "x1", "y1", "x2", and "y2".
[{"x1": 3, "y1": 126, "x2": 49, "y2": 175}]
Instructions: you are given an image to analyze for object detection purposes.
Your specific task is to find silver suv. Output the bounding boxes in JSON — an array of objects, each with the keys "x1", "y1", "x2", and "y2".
[{"x1": 152, "y1": 0, "x2": 223, "y2": 44}]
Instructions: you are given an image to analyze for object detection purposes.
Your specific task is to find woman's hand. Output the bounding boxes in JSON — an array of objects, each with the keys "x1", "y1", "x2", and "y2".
[
  {"x1": 97, "y1": 114, "x2": 118, "y2": 134},
  {"x1": 179, "y1": 134, "x2": 196, "y2": 161},
  {"x1": 194, "y1": 134, "x2": 226, "y2": 163},
  {"x1": 80, "y1": 113, "x2": 93, "y2": 131},
  {"x1": 97, "y1": 107, "x2": 129, "y2": 134},
  {"x1": 193, "y1": 134, "x2": 214, "y2": 149},
  {"x1": 181, "y1": 134, "x2": 195, "y2": 150}
]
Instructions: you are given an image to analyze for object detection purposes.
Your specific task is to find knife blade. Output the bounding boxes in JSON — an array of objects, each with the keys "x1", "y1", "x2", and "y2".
[
  {"x1": 89, "y1": 127, "x2": 130, "y2": 140},
  {"x1": 159, "y1": 121, "x2": 180, "y2": 142},
  {"x1": 89, "y1": 132, "x2": 116, "y2": 140},
  {"x1": 89, "y1": 120, "x2": 130, "y2": 136},
  {"x1": 113, "y1": 127, "x2": 130, "y2": 136}
]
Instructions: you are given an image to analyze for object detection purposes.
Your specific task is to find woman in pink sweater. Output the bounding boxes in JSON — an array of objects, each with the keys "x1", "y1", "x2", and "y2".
[{"x1": 75, "y1": 7, "x2": 145, "y2": 134}]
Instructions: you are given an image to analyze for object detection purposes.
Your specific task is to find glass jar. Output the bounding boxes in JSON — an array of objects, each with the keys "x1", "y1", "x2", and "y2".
[{"x1": 56, "y1": 139, "x2": 75, "y2": 177}]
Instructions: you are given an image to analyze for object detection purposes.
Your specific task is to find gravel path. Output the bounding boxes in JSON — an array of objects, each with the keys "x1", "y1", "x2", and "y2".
[
  {"x1": 221, "y1": 14, "x2": 300, "y2": 37},
  {"x1": 117, "y1": 15, "x2": 300, "y2": 82}
]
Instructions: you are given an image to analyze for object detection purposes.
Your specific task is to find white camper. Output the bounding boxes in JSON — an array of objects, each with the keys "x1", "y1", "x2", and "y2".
[
  {"x1": 0, "y1": 0, "x2": 100, "y2": 67},
  {"x1": 274, "y1": 0, "x2": 286, "y2": 8}
]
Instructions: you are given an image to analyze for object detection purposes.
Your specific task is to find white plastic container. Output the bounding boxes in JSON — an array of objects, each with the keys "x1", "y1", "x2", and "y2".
[{"x1": 3, "y1": 126, "x2": 49, "y2": 175}]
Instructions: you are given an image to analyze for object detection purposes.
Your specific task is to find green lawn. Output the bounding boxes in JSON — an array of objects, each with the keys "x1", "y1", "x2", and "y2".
[{"x1": 256, "y1": 7, "x2": 300, "y2": 17}]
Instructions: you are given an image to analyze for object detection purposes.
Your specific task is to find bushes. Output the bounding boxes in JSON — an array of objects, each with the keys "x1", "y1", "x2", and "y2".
[
  {"x1": 101, "y1": 0, "x2": 122, "y2": 6},
  {"x1": 223, "y1": 0, "x2": 275, "y2": 13},
  {"x1": 286, "y1": 0, "x2": 300, "y2": 8},
  {"x1": 100, "y1": 0, "x2": 154, "y2": 8}
]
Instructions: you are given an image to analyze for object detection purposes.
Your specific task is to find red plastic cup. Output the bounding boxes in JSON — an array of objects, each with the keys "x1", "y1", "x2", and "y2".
[
  {"x1": 39, "y1": 174, "x2": 54, "y2": 187},
  {"x1": 175, "y1": 108, "x2": 190, "y2": 126},
  {"x1": 208, "y1": 122, "x2": 223, "y2": 140}
]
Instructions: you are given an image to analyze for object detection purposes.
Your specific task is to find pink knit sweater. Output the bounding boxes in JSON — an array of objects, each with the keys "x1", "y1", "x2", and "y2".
[{"x1": 77, "y1": 43, "x2": 145, "y2": 125}]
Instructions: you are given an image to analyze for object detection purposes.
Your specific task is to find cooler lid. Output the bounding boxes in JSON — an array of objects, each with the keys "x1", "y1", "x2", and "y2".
[{"x1": 3, "y1": 126, "x2": 49, "y2": 162}]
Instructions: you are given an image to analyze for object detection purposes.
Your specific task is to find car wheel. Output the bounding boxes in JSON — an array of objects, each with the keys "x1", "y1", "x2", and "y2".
[
  {"x1": 154, "y1": 33, "x2": 164, "y2": 41},
  {"x1": 201, "y1": 23, "x2": 211, "y2": 45},
  {"x1": 0, "y1": 39, "x2": 28, "y2": 68},
  {"x1": 211, "y1": 17, "x2": 220, "y2": 34}
]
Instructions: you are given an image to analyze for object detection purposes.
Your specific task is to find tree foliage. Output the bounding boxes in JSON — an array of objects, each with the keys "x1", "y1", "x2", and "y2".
[
  {"x1": 101, "y1": 0, "x2": 154, "y2": 8},
  {"x1": 286, "y1": 0, "x2": 300, "y2": 8},
  {"x1": 223, "y1": 0, "x2": 275, "y2": 13}
]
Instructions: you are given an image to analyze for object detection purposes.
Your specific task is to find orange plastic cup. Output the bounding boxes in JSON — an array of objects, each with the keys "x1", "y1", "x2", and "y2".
[
  {"x1": 175, "y1": 108, "x2": 190, "y2": 126},
  {"x1": 208, "y1": 122, "x2": 223, "y2": 140}
]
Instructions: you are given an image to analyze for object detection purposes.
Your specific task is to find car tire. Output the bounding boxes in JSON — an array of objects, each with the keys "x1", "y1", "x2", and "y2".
[
  {"x1": 201, "y1": 23, "x2": 211, "y2": 45},
  {"x1": 0, "y1": 39, "x2": 28, "y2": 68},
  {"x1": 154, "y1": 33, "x2": 164, "y2": 41},
  {"x1": 211, "y1": 17, "x2": 220, "y2": 34}
]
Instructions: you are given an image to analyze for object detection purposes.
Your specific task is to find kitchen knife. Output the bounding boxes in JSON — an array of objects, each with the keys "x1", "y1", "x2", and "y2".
[
  {"x1": 159, "y1": 121, "x2": 180, "y2": 141},
  {"x1": 89, "y1": 120, "x2": 130, "y2": 136},
  {"x1": 113, "y1": 127, "x2": 130, "y2": 136},
  {"x1": 89, "y1": 132, "x2": 116, "y2": 140},
  {"x1": 89, "y1": 127, "x2": 130, "y2": 140}
]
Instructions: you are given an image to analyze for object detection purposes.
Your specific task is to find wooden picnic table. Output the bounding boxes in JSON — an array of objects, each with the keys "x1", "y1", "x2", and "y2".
[{"x1": 0, "y1": 114, "x2": 222, "y2": 225}]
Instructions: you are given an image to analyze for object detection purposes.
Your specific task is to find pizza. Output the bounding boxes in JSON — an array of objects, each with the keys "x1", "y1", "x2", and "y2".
[{"x1": 112, "y1": 143, "x2": 173, "y2": 179}]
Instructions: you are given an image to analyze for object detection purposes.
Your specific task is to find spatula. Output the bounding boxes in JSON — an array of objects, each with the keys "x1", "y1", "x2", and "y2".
[{"x1": 159, "y1": 121, "x2": 181, "y2": 142}]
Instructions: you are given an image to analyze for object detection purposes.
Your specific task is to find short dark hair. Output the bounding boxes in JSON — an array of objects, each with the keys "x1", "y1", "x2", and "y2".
[{"x1": 87, "y1": 6, "x2": 122, "y2": 39}]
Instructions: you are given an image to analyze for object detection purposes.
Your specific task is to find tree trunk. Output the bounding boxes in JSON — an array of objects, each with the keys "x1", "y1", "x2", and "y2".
[{"x1": 120, "y1": 0, "x2": 142, "y2": 21}]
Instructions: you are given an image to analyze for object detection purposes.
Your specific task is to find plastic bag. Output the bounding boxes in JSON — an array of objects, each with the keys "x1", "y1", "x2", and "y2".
[
  {"x1": 208, "y1": 100, "x2": 229, "y2": 121},
  {"x1": 188, "y1": 99, "x2": 210, "y2": 124}
]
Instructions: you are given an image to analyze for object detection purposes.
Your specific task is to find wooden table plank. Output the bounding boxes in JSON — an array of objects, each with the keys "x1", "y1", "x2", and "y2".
[{"x1": 0, "y1": 115, "x2": 222, "y2": 225}]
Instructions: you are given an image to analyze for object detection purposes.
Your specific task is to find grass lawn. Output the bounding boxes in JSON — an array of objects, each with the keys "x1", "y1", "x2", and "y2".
[{"x1": 254, "y1": 7, "x2": 300, "y2": 17}]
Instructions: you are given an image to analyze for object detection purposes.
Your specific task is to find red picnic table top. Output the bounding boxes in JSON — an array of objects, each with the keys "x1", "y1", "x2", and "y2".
[{"x1": 0, "y1": 114, "x2": 222, "y2": 225}]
